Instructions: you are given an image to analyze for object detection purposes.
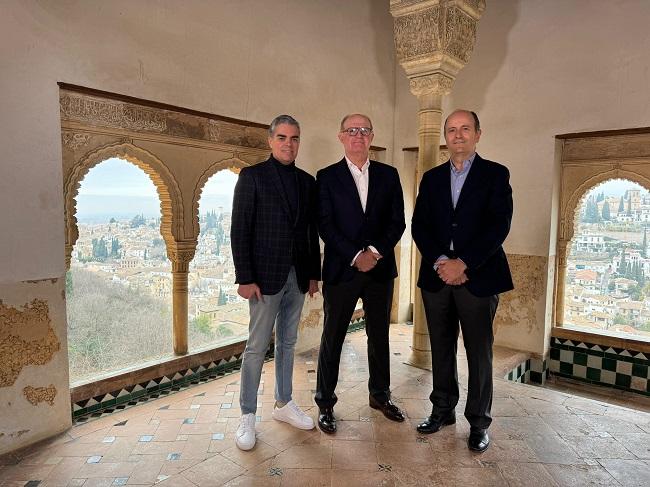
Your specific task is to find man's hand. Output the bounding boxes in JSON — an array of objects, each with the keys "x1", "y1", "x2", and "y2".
[
  {"x1": 437, "y1": 259, "x2": 467, "y2": 285},
  {"x1": 308, "y1": 279, "x2": 319, "y2": 297},
  {"x1": 354, "y1": 249, "x2": 381, "y2": 272},
  {"x1": 238, "y1": 283, "x2": 263, "y2": 301}
]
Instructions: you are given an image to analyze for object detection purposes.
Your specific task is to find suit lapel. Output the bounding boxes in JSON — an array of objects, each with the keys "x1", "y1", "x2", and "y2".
[
  {"x1": 439, "y1": 160, "x2": 454, "y2": 213},
  {"x1": 334, "y1": 159, "x2": 365, "y2": 215},
  {"x1": 266, "y1": 159, "x2": 292, "y2": 219},
  {"x1": 454, "y1": 154, "x2": 482, "y2": 212}
]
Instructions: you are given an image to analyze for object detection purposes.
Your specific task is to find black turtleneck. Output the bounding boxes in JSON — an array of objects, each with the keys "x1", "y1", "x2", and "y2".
[{"x1": 271, "y1": 155, "x2": 299, "y2": 220}]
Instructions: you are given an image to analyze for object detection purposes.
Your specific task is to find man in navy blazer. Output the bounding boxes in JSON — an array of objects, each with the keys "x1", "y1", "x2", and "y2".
[
  {"x1": 411, "y1": 109, "x2": 513, "y2": 453},
  {"x1": 315, "y1": 114, "x2": 405, "y2": 434}
]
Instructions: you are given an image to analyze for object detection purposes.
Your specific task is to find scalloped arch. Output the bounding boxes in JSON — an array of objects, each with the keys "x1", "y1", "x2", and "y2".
[
  {"x1": 191, "y1": 156, "x2": 250, "y2": 239},
  {"x1": 63, "y1": 142, "x2": 184, "y2": 268},
  {"x1": 562, "y1": 168, "x2": 650, "y2": 245}
]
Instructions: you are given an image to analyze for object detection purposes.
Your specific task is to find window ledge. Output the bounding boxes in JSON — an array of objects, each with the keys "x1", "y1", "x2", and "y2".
[{"x1": 552, "y1": 326, "x2": 650, "y2": 354}]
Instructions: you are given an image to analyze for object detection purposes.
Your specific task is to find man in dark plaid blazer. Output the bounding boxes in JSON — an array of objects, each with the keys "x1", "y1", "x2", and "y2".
[{"x1": 231, "y1": 115, "x2": 321, "y2": 451}]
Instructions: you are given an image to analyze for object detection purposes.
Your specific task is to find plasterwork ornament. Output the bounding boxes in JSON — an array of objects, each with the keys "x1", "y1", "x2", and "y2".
[
  {"x1": 409, "y1": 73, "x2": 455, "y2": 97},
  {"x1": 62, "y1": 132, "x2": 92, "y2": 150},
  {"x1": 394, "y1": 7, "x2": 440, "y2": 62},
  {"x1": 168, "y1": 246, "x2": 197, "y2": 273},
  {"x1": 60, "y1": 93, "x2": 166, "y2": 132}
]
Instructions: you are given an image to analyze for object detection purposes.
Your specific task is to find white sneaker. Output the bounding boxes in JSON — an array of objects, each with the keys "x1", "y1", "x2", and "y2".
[
  {"x1": 272, "y1": 400, "x2": 315, "y2": 430},
  {"x1": 235, "y1": 413, "x2": 256, "y2": 451}
]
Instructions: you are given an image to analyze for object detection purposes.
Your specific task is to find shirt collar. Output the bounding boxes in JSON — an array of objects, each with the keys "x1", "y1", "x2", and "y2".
[
  {"x1": 345, "y1": 156, "x2": 370, "y2": 173},
  {"x1": 270, "y1": 154, "x2": 296, "y2": 170},
  {"x1": 450, "y1": 152, "x2": 476, "y2": 175}
]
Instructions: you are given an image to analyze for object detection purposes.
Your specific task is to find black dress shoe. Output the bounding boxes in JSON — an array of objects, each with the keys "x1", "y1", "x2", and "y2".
[
  {"x1": 318, "y1": 407, "x2": 336, "y2": 434},
  {"x1": 369, "y1": 396, "x2": 405, "y2": 422},
  {"x1": 468, "y1": 428, "x2": 490, "y2": 452},
  {"x1": 416, "y1": 412, "x2": 456, "y2": 434}
]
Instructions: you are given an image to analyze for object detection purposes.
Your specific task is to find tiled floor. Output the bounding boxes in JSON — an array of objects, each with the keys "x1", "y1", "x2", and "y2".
[{"x1": 2, "y1": 324, "x2": 650, "y2": 486}]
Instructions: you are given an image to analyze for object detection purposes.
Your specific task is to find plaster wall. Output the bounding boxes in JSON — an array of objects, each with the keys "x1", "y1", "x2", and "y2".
[
  {"x1": 394, "y1": 0, "x2": 650, "y2": 354},
  {"x1": 0, "y1": 0, "x2": 399, "y2": 454}
]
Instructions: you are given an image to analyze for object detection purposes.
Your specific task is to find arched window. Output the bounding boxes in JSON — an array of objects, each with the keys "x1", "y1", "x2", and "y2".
[
  {"x1": 562, "y1": 179, "x2": 650, "y2": 340},
  {"x1": 67, "y1": 157, "x2": 173, "y2": 383},
  {"x1": 188, "y1": 169, "x2": 248, "y2": 350}
]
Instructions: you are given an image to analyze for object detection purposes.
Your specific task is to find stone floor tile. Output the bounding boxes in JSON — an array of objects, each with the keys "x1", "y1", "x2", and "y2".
[
  {"x1": 273, "y1": 443, "x2": 332, "y2": 469},
  {"x1": 610, "y1": 432, "x2": 650, "y2": 459},
  {"x1": 376, "y1": 441, "x2": 434, "y2": 466},
  {"x1": 598, "y1": 459, "x2": 650, "y2": 486},
  {"x1": 126, "y1": 459, "x2": 164, "y2": 484},
  {"x1": 371, "y1": 419, "x2": 421, "y2": 443},
  {"x1": 543, "y1": 463, "x2": 621, "y2": 486},
  {"x1": 220, "y1": 440, "x2": 279, "y2": 469},
  {"x1": 180, "y1": 454, "x2": 244, "y2": 486},
  {"x1": 474, "y1": 439, "x2": 539, "y2": 463},
  {"x1": 330, "y1": 440, "x2": 377, "y2": 470},
  {"x1": 491, "y1": 397, "x2": 528, "y2": 417},
  {"x1": 579, "y1": 414, "x2": 643, "y2": 435},
  {"x1": 331, "y1": 468, "x2": 395, "y2": 487},
  {"x1": 523, "y1": 434, "x2": 583, "y2": 464},
  {"x1": 497, "y1": 461, "x2": 559, "y2": 486},
  {"x1": 326, "y1": 420, "x2": 373, "y2": 442},
  {"x1": 562, "y1": 436, "x2": 635, "y2": 459}
]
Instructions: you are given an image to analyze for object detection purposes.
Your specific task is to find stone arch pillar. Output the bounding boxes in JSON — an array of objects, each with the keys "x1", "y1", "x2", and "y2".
[{"x1": 390, "y1": 0, "x2": 486, "y2": 368}]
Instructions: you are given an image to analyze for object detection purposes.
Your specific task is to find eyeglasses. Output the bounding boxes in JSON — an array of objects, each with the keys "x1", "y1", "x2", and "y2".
[{"x1": 341, "y1": 127, "x2": 373, "y2": 137}]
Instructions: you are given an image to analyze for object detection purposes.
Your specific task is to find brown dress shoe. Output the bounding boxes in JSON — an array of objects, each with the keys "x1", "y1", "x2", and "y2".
[{"x1": 369, "y1": 395, "x2": 405, "y2": 422}]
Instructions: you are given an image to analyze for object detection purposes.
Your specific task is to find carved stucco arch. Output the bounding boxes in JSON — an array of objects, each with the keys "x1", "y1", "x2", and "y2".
[
  {"x1": 63, "y1": 142, "x2": 184, "y2": 268},
  {"x1": 561, "y1": 168, "x2": 650, "y2": 245},
  {"x1": 190, "y1": 156, "x2": 250, "y2": 239}
]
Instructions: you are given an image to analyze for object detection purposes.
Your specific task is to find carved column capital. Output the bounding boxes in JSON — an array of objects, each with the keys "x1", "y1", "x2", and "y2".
[
  {"x1": 167, "y1": 241, "x2": 197, "y2": 273},
  {"x1": 409, "y1": 73, "x2": 455, "y2": 97}
]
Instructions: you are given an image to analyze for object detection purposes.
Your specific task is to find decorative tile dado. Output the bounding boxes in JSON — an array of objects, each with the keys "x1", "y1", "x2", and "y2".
[
  {"x1": 72, "y1": 350, "x2": 254, "y2": 423},
  {"x1": 549, "y1": 336, "x2": 649, "y2": 396}
]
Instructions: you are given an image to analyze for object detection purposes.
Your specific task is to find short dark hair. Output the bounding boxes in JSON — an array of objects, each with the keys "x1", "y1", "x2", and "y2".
[
  {"x1": 444, "y1": 110, "x2": 481, "y2": 132},
  {"x1": 269, "y1": 115, "x2": 300, "y2": 136}
]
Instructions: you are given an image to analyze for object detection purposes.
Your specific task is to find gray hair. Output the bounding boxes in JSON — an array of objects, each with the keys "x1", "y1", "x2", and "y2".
[
  {"x1": 340, "y1": 113, "x2": 373, "y2": 131},
  {"x1": 269, "y1": 114, "x2": 300, "y2": 136}
]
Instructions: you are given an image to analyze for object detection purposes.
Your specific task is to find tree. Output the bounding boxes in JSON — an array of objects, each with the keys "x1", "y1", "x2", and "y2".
[
  {"x1": 601, "y1": 201, "x2": 611, "y2": 220},
  {"x1": 618, "y1": 249, "x2": 627, "y2": 275},
  {"x1": 643, "y1": 227, "x2": 648, "y2": 258},
  {"x1": 596, "y1": 192, "x2": 604, "y2": 202},
  {"x1": 583, "y1": 196, "x2": 600, "y2": 223},
  {"x1": 613, "y1": 313, "x2": 629, "y2": 326},
  {"x1": 618, "y1": 196, "x2": 625, "y2": 213},
  {"x1": 191, "y1": 314, "x2": 212, "y2": 335},
  {"x1": 130, "y1": 213, "x2": 146, "y2": 228},
  {"x1": 110, "y1": 237, "x2": 121, "y2": 258},
  {"x1": 109, "y1": 217, "x2": 117, "y2": 224},
  {"x1": 218, "y1": 287, "x2": 227, "y2": 306},
  {"x1": 92, "y1": 237, "x2": 108, "y2": 261},
  {"x1": 627, "y1": 196, "x2": 632, "y2": 216}
]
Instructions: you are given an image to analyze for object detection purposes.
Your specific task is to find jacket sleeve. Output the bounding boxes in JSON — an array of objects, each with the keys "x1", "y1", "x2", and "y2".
[
  {"x1": 230, "y1": 168, "x2": 256, "y2": 284},
  {"x1": 411, "y1": 171, "x2": 448, "y2": 267},
  {"x1": 307, "y1": 176, "x2": 322, "y2": 280},
  {"x1": 317, "y1": 170, "x2": 359, "y2": 264},
  {"x1": 458, "y1": 166, "x2": 513, "y2": 272},
  {"x1": 371, "y1": 167, "x2": 405, "y2": 256}
]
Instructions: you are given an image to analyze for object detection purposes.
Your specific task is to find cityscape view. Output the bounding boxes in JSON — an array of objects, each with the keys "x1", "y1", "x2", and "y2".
[
  {"x1": 67, "y1": 158, "x2": 247, "y2": 384},
  {"x1": 563, "y1": 179, "x2": 650, "y2": 340}
]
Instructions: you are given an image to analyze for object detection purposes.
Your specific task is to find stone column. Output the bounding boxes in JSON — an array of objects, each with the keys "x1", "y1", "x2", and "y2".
[
  {"x1": 168, "y1": 242, "x2": 196, "y2": 355},
  {"x1": 390, "y1": 0, "x2": 486, "y2": 369}
]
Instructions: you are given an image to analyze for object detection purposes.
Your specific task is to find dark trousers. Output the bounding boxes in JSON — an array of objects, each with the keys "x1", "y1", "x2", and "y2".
[
  {"x1": 315, "y1": 273, "x2": 394, "y2": 409},
  {"x1": 422, "y1": 285, "x2": 499, "y2": 430}
]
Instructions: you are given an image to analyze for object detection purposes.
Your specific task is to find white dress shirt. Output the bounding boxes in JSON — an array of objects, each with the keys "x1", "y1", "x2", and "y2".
[{"x1": 345, "y1": 157, "x2": 378, "y2": 265}]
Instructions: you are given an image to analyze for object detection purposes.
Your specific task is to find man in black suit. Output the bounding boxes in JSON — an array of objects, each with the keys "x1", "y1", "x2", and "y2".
[
  {"x1": 315, "y1": 114, "x2": 406, "y2": 433},
  {"x1": 231, "y1": 115, "x2": 321, "y2": 451},
  {"x1": 411, "y1": 109, "x2": 513, "y2": 452}
]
